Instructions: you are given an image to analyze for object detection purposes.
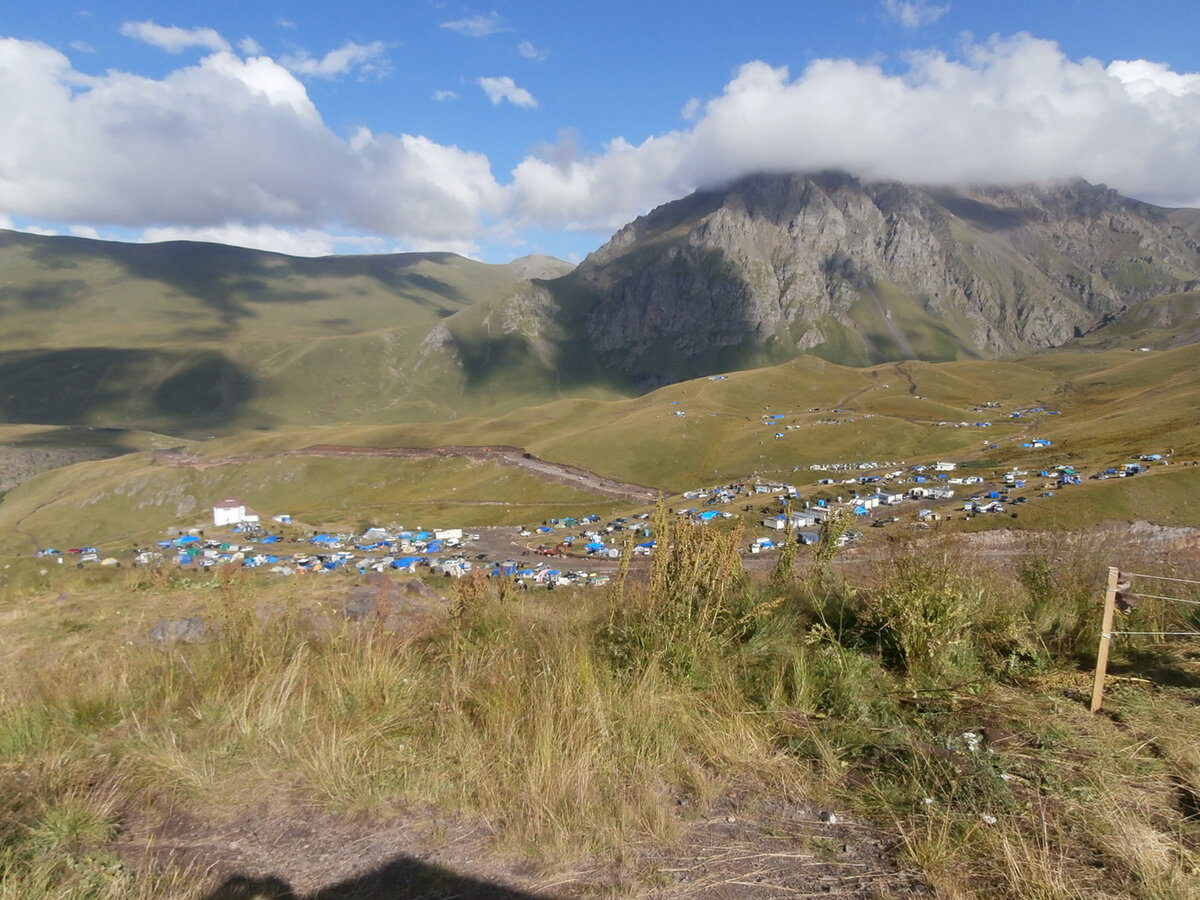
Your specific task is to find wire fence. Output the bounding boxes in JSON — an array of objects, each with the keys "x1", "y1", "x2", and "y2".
[{"x1": 1091, "y1": 567, "x2": 1200, "y2": 712}]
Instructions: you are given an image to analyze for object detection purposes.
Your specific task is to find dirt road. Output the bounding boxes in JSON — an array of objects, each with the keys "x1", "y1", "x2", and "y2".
[{"x1": 155, "y1": 444, "x2": 661, "y2": 504}]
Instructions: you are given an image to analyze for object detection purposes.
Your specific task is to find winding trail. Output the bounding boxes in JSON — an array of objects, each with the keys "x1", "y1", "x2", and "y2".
[{"x1": 153, "y1": 444, "x2": 661, "y2": 504}]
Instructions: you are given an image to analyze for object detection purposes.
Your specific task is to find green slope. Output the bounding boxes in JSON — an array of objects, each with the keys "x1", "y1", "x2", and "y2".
[
  {"x1": 5, "y1": 342, "x2": 1197, "y2": 553},
  {"x1": 0, "y1": 231, "x2": 580, "y2": 434}
]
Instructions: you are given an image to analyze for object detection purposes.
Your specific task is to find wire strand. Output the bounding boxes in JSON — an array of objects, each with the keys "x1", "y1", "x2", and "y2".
[
  {"x1": 1127, "y1": 573, "x2": 1200, "y2": 586},
  {"x1": 1105, "y1": 631, "x2": 1200, "y2": 637},
  {"x1": 1130, "y1": 592, "x2": 1200, "y2": 606}
]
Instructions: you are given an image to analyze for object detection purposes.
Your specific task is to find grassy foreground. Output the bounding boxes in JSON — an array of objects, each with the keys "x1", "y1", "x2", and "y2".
[{"x1": 2, "y1": 516, "x2": 1200, "y2": 897}]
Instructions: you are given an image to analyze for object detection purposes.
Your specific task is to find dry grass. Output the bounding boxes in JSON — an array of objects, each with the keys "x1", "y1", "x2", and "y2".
[{"x1": 2, "y1": 541, "x2": 1200, "y2": 897}]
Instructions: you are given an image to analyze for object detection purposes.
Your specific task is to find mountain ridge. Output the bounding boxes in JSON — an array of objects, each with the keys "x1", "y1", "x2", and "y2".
[
  {"x1": 1, "y1": 172, "x2": 1199, "y2": 434},
  {"x1": 539, "y1": 171, "x2": 1200, "y2": 388}
]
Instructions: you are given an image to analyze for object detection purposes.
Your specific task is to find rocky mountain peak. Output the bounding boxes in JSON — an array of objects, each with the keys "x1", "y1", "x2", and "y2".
[{"x1": 553, "y1": 171, "x2": 1200, "y2": 388}]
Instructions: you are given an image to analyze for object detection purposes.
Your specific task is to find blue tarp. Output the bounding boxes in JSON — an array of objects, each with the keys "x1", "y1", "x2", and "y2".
[
  {"x1": 585, "y1": 541, "x2": 605, "y2": 551},
  {"x1": 698, "y1": 510, "x2": 720, "y2": 521},
  {"x1": 259, "y1": 535, "x2": 279, "y2": 544}
]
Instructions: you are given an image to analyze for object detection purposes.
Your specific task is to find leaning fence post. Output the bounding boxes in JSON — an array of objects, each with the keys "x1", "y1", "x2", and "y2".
[{"x1": 1090, "y1": 566, "x2": 1120, "y2": 713}]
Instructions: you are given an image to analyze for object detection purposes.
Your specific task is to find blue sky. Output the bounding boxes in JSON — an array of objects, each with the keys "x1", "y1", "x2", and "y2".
[{"x1": 2, "y1": 0, "x2": 1199, "y2": 261}]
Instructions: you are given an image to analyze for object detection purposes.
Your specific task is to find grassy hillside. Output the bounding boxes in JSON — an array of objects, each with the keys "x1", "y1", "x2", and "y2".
[
  {"x1": 2, "y1": 522, "x2": 1199, "y2": 896},
  {"x1": 3, "y1": 341, "x2": 1198, "y2": 554},
  {"x1": 0, "y1": 450, "x2": 615, "y2": 555},
  {"x1": 0, "y1": 231, "x2": 587, "y2": 434}
]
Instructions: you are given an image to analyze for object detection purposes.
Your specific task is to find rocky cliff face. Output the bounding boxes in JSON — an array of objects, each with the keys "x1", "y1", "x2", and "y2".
[{"x1": 553, "y1": 172, "x2": 1200, "y2": 387}]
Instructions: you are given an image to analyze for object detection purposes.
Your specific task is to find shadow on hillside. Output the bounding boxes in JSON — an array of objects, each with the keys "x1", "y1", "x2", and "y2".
[
  {"x1": 203, "y1": 854, "x2": 556, "y2": 900},
  {"x1": 0, "y1": 278, "x2": 90, "y2": 312},
  {"x1": 0, "y1": 347, "x2": 258, "y2": 433},
  {"x1": 22, "y1": 238, "x2": 472, "y2": 338},
  {"x1": 923, "y1": 190, "x2": 1033, "y2": 231},
  {"x1": 0, "y1": 348, "x2": 156, "y2": 423}
]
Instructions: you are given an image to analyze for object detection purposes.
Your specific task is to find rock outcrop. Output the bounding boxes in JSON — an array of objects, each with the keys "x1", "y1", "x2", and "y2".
[{"x1": 549, "y1": 172, "x2": 1200, "y2": 388}]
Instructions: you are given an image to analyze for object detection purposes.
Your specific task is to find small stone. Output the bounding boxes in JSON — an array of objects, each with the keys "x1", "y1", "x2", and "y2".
[
  {"x1": 819, "y1": 811, "x2": 838, "y2": 824},
  {"x1": 725, "y1": 815, "x2": 736, "y2": 823},
  {"x1": 148, "y1": 617, "x2": 206, "y2": 645}
]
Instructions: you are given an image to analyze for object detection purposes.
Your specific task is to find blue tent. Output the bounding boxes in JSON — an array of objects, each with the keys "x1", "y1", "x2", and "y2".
[
  {"x1": 698, "y1": 510, "x2": 720, "y2": 521},
  {"x1": 585, "y1": 541, "x2": 605, "y2": 551},
  {"x1": 260, "y1": 535, "x2": 279, "y2": 544}
]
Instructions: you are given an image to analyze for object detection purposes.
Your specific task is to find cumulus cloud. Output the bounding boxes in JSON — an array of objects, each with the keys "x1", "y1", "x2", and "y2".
[
  {"x1": 883, "y1": 0, "x2": 949, "y2": 28},
  {"x1": 3, "y1": 30, "x2": 1200, "y2": 257},
  {"x1": 120, "y1": 20, "x2": 230, "y2": 53},
  {"x1": 517, "y1": 40, "x2": 547, "y2": 60},
  {"x1": 281, "y1": 41, "x2": 389, "y2": 79},
  {"x1": 0, "y1": 38, "x2": 502, "y2": 246},
  {"x1": 238, "y1": 37, "x2": 264, "y2": 55},
  {"x1": 432, "y1": 88, "x2": 458, "y2": 101},
  {"x1": 138, "y1": 223, "x2": 391, "y2": 256},
  {"x1": 478, "y1": 75, "x2": 537, "y2": 107},
  {"x1": 441, "y1": 12, "x2": 505, "y2": 37},
  {"x1": 506, "y1": 34, "x2": 1200, "y2": 230}
]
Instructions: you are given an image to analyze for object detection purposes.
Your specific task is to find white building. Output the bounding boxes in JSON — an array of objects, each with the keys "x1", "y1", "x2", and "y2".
[{"x1": 212, "y1": 498, "x2": 259, "y2": 527}]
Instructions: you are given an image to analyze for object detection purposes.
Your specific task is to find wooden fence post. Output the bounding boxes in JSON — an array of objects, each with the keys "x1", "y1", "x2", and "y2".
[{"x1": 1090, "y1": 566, "x2": 1120, "y2": 713}]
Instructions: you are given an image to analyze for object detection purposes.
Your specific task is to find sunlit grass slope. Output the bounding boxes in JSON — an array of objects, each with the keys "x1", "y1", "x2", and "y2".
[
  {"x1": 3, "y1": 340, "x2": 1197, "y2": 552},
  {"x1": 0, "y1": 451, "x2": 614, "y2": 554},
  {"x1": 0, "y1": 231, "x2": 586, "y2": 434}
]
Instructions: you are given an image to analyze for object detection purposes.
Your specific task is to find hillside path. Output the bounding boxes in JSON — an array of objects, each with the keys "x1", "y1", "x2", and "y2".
[{"x1": 154, "y1": 444, "x2": 661, "y2": 504}]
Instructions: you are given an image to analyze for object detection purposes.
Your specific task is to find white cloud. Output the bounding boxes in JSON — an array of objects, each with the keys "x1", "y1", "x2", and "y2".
[
  {"x1": 441, "y1": 12, "x2": 505, "y2": 37},
  {"x1": 680, "y1": 97, "x2": 701, "y2": 121},
  {"x1": 883, "y1": 0, "x2": 949, "y2": 28},
  {"x1": 70, "y1": 40, "x2": 95, "y2": 53},
  {"x1": 120, "y1": 20, "x2": 230, "y2": 54},
  {"x1": 238, "y1": 37, "x2": 264, "y2": 56},
  {"x1": 432, "y1": 89, "x2": 458, "y2": 101},
  {"x1": 505, "y1": 34, "x2": 1200, "y2": 229},
  {"x1": 478, "y1": 75, "x2": 537, "y2": 107},
  {"x1": 4, "y1": 30, "x2": 1200, "y2": 257},
  {"x1": 138, "y1": 223, "x2": 391, "y2": 256},
  {"x1": 0, "y1": 38, "x2": 502, "y2": 245},
  {"x1": 517, "y1": 40, "x2": 547, "y2": 60},
  {"x1": 281, "y1": 41, "x2": 389, "y2": 79}
]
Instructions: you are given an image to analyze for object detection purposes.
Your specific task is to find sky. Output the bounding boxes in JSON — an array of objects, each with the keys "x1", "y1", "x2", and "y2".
[{"x1": 1, "y1": 0, "x2": 1199, "y2": 262}]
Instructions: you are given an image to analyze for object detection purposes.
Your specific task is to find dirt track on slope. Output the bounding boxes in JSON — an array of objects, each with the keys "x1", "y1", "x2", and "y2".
[{"x1": 153, "y1": 444, "x2": 661, "y2": 504}]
